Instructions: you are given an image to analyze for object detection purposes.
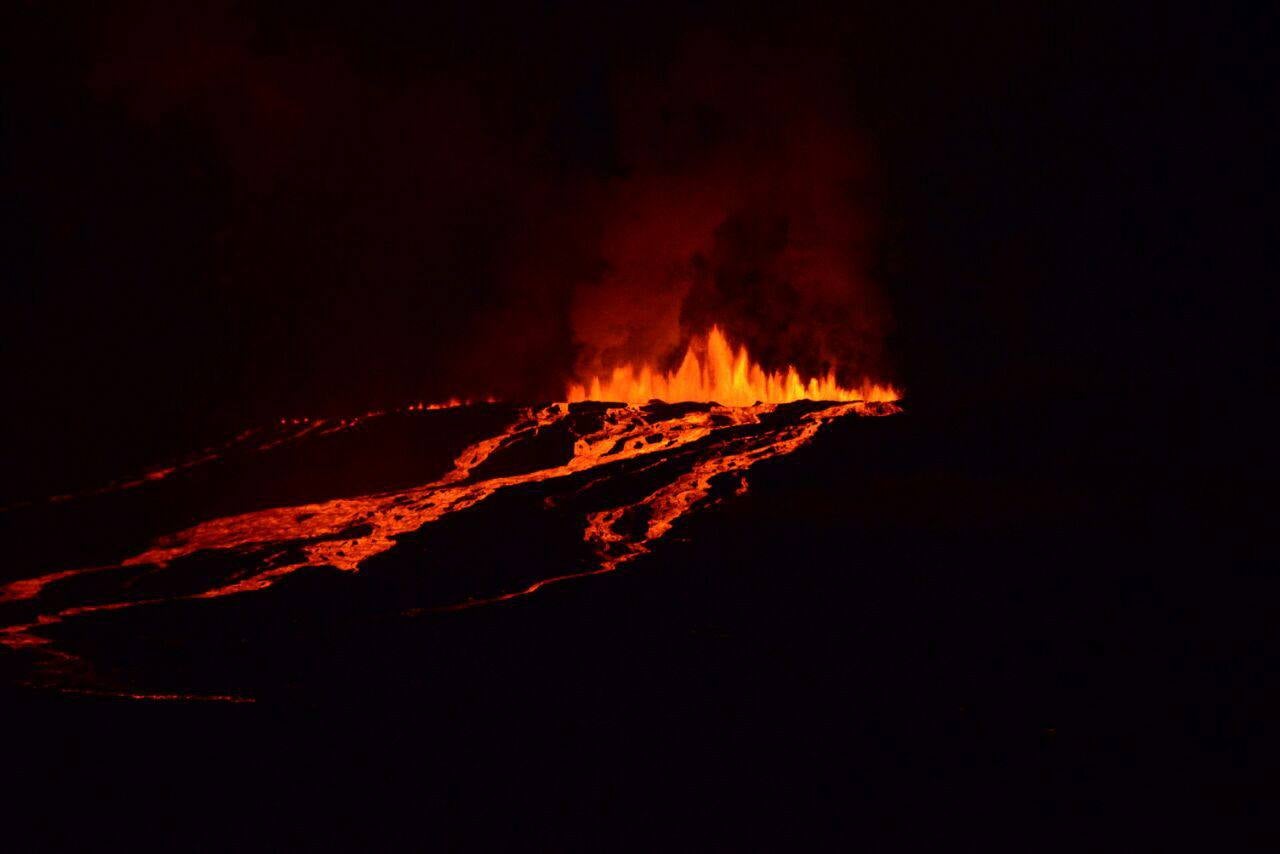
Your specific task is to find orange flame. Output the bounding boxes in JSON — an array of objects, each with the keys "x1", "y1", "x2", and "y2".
[{"x1": 568, "y1": 326, "x2": 898, "y2": 406}]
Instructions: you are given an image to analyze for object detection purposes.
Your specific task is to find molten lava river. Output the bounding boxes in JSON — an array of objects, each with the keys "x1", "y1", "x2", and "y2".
[{"x1": 0, "y1": 332, "x2": 899, "y2": 701}]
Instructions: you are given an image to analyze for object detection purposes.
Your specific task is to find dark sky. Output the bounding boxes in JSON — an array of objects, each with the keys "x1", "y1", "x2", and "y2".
[{"x1": 4, "y1": 1, "x2": 1270, "y2": 498}]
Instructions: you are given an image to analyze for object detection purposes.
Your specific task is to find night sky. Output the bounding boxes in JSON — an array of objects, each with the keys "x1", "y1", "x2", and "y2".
[{"x1": 5, "y1": 2, "x2": 1269, "y2": 497}]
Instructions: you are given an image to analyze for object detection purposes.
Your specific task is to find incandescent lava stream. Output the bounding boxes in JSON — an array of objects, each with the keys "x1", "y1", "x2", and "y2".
[{"x1": 0, "y1": 331, "x2": 899, "y2": 698}]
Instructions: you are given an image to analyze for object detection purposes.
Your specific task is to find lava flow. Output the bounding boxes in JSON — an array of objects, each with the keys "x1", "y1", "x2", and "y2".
[
  {"x1": 0, "y1": 361, "x2": 899, "y2": 697},
  {"x1": 569, "y1": 326, "x2": 898, "y2": 407}
]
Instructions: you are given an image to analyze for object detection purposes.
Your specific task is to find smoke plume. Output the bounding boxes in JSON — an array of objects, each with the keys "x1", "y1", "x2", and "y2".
[{"x1": 561, "y1": 34, "x2": 892, "y2": 390}]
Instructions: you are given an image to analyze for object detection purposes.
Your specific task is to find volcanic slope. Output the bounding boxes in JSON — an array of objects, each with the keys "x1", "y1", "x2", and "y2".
[{"x1": 0, "y1": 398, "x2": 899, "y2": 699}]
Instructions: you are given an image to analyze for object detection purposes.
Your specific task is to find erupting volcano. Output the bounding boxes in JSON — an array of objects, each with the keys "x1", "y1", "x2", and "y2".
[{"x1": 0, "y1": 347, "x2": 900, "y2": 700}]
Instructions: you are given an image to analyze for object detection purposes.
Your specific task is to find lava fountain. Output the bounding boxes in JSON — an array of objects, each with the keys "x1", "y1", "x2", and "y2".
[{"x1": 568, "y1": 326, "x2": 898, "y2": 407}]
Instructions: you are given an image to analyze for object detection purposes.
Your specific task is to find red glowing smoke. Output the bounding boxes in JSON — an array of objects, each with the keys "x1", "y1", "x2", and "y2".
[{"x1": 565, "y1": 34, "x2": 892, "y2": 391}]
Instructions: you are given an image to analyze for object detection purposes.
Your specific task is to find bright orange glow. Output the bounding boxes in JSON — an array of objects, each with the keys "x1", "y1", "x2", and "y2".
[{"x1": 568, "y1": 326, "x2": 898, "y2": 406}]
